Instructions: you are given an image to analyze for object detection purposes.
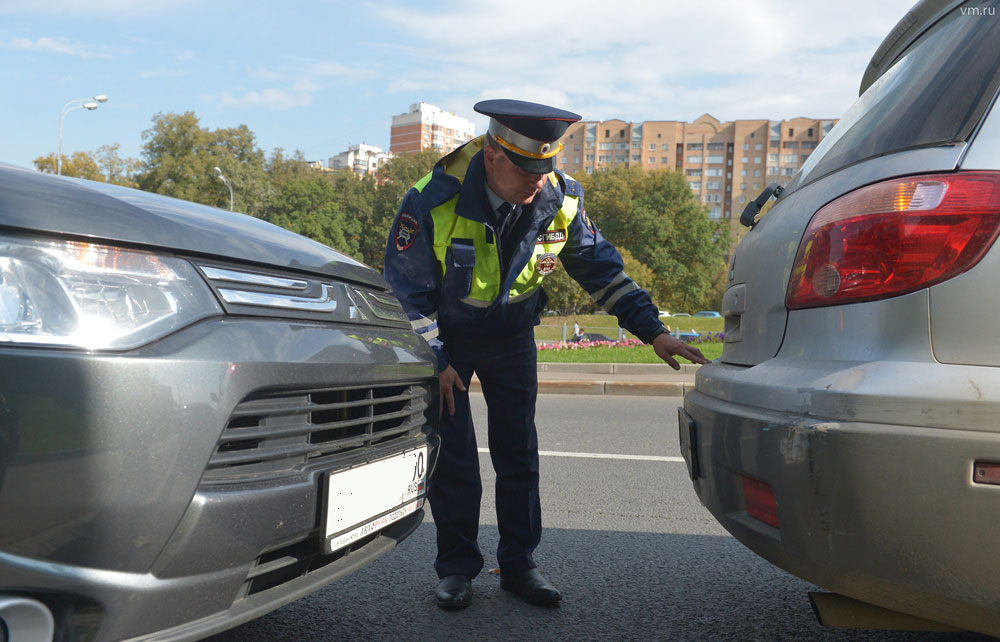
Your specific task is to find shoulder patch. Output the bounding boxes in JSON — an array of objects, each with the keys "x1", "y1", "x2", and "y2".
[
  {"x1": 563, "y1": 178, "x2": 582, "y2": 197},
  {"x1": 395, "y1": 213, "x2": 419, "y2": 251}
]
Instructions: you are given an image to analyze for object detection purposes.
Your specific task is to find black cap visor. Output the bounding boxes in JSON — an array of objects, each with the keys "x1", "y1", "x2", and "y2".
[{"x1": 502, "y1": 147, "x2": 554, "y2": 174}]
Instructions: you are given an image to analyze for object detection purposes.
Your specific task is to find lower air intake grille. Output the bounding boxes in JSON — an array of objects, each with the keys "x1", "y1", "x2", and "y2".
[{"x1": 204, "y1": 382, "x2": 428, "y2": 483}]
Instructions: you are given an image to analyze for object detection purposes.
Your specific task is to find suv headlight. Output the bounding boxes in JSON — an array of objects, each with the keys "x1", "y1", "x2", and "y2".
[{"x1": 0, "y1": 235, "x2": 221, "y2": 350}]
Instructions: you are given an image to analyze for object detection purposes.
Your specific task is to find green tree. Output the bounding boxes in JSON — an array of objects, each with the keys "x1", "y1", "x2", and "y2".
[
  {"x1": 266, "y1": 178, "x2": 361, "y2": 257},
  {"x1": 33, "y1": 144, "x2": 140, "y2": 187},
  {"x1": 365, "y1": 149, "x2": 442, "y2": 269},
  {"x1": 581, "y1": 166, "x2": 730, "y2": 312},
  {"x1": 136, "y1": 112, "x2": 271, "y2": 215}
]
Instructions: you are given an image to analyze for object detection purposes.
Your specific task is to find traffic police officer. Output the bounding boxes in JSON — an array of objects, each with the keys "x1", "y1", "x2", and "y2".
[{"x1": 384, "y1": 99, "x2": 708, "y2": 611}]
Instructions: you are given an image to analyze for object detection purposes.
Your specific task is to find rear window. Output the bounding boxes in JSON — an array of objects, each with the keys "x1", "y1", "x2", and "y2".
[{"x1": 796, "y1": 0, "x2": 1000, "y2": 186}]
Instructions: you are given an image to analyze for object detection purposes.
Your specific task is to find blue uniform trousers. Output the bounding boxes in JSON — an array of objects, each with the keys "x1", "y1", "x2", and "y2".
[{"x1": 428, "y1": 328, "x2": 541, "y2": 579}]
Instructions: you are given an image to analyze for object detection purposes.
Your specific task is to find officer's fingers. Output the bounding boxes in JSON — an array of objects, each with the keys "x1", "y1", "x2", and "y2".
[
  {"x1": 454, "y1": 377, "x2": 467, "y2": 393},
  {"x1": 683, "y1": 345, "x2": 710, "y2": 364},
  {"x1": 442, "y1": 384, "x2": 456, "y2": 415}
]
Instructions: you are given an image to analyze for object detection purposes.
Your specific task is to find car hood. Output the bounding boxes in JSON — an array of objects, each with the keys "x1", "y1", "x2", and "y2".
[{"x1": 0, "y1": 164, "x2": 386, "y2": 290}]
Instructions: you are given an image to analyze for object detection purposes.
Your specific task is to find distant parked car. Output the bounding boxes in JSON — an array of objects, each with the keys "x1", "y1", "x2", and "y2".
[
  {"x1": 658, "y1": 310, "x2": 671, "y2": 317},
  {"x1": 0, "y1": 165, "x2": 439, "y2": 642},
  {"x1": 693, "y1": 310, "x2": 721, "y2": 318},
  {"x1": 681, "y1": 0, "x2": 1000, "y2": 636},
  {"x1": 670, "y1": 312, "x2": 691, "y2": 317},
  {"x1": 569, "y1": 332, "x2": 613, "y2": 343}
]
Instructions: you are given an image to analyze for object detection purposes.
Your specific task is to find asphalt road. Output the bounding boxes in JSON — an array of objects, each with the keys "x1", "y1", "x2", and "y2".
[{"x1": 208, "y1": 395, "x2": 993, "y2": 642}]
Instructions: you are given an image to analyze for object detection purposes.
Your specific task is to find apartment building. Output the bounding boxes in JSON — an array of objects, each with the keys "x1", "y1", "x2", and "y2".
[
  {"x1": 554, "y1": 114, "x2": 836, "y2": 222},
  {"x1": 327, "y1": 143, "x2": 392, "y2": 175},
  {"x1": 390, "y1": 102, "x2": 476, "y2": 155}
]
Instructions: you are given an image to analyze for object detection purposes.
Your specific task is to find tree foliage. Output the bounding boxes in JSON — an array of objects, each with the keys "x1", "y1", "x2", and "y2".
[
  {"x1": 581, "y1": 166, "x2": 730, "y2": 312},
  {"x1": 34, "y1": 144, "x2": 140, "y2": 187}
]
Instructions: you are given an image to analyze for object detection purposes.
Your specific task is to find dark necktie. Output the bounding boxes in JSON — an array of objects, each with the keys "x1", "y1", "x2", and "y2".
[{"x1": 496, "y1": 202, "x2": 521, "y2": 275}]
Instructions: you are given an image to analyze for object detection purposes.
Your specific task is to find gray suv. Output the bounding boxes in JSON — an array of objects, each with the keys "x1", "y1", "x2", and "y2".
[
  {"x1": 681, "y1": 0, "x2": 1000, "y2": 636},
  {"x1": 0, "y1": 164, "x2": 439, "y2": 641}
]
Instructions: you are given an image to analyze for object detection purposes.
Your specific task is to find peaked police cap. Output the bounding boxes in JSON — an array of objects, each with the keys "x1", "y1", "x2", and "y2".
[{"x1": 474, "y1": 99, "x2": 581, "y2": 174}]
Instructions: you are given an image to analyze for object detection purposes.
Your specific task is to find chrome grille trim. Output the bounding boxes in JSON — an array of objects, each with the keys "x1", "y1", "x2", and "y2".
[
  {"x1": 203, "y1": 382, "x2": 429, "y2": 483},
  {"x1": 201, "y1": 266, "x2": 308, "y2": 290},
  {"x1": 217, "y1": 285, "x2": 339, "y2": 312}
]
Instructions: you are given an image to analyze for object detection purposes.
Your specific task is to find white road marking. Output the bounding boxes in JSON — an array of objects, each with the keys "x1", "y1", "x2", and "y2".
[{"x1": 477, "y1": 448, "x2": 683, "y2": 462}]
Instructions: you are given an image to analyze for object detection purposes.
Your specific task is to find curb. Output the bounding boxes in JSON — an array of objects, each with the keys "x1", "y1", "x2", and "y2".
[{"x1": 468, "y1": 378, "x2": 690, "y2": 397}]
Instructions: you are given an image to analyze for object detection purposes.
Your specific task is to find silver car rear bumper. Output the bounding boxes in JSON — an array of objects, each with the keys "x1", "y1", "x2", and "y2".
[{"x1": 683, "y1": 362, "x2": 1000, "y2": 637}]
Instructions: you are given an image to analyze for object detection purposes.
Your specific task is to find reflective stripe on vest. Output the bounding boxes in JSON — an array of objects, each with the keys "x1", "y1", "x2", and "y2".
[{"x1": 416, "y1": 136, "x2": 580, "y2": 307}]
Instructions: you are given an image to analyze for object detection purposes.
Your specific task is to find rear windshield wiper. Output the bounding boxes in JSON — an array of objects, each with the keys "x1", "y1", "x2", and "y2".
[{"x1": 740, "y1": 182, "x2": 784, "y2": 229}]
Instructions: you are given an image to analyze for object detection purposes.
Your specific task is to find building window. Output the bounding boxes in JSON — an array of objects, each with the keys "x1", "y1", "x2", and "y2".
[
  {"x1": 648, "y1": 157, "x2": 655, "y2": 163},
  {"x1": 687, "y1": 143, "x2": 704, "y2": 150},
  {"x1": 661, "y1": 157, "x2": 669, "y2": 164},
  {"x1": 768, "y1": 154, "x2": 778, "y2": 163},
  {"x1": 783, "y1": 141, "x2": 799, "y2": 149},
  {"x1": 616, "y1": 155, "x2": 626, "y2": 163},
  {"x1": 782, "y1": 154, "x2": 796, "y2": 163},
  {"x1": 599, "y1": 154, "x2": 611, "y2": 162},
  {"x1": 662, "y1": 144, "x2": 670, "y2": 151},
  {"x1": 768, "y1": 167, "x2": 780, "y2": 176},
  {"x1": 706, "y1": 181, "x2": 722, "y2": 189},
  {"x1": 782, "y1": 167, "x2": 796, "y2": 176},
  {"x1": 689, "y1": 182, "x2": 702, "y2": 190},
  {"x1": 648, "y1": 144, "x2": 656, "y2": 151},
  {"x1": 706, "y1": 155, "x2": 723, "y2": 164},
  {"x1": 605, "y1": 129, "x2": 610, "y2": 137},
  {"x1": 706, "y1": 168, "x2": 723, "y2": 177},
  {"x1": 560, "y1": 157, "x2": 567, "y2": 164},
  {"x1": 586, "y1": 167, "x2": 593, "y2": 174},
  {"x1": 754, "y1": 169, "x2": 761, "y2": 177},
  {"x1": 617, "y1": 142, "x2": 628, "y2": 150},
  {"x1": 705, "y1": 194, "x2": 722, "y2": 203},
  {"x1": 632, "y1": 155, "x2": 641, "y2": 162},
  {"x1": 755, "y1": 143, "x2": 763, "y2": 151},
  {"x1": 599, "y1": 143, "x2": 613, "y2": 150},
  {"x1": 739, "y1": 195, "x2": 746, "y2": 204},
  {"x1": 709, "y1": 207, "x2": 722, "y2": 219},
  {"x1": 575, "y1": 157, "x2": 580, "y2": 164},
  {"x1": 574, "y1": 144, "x2": 580, "y2": 151},
  {"x1": 802, "y1": 141, "x2": 818, "y2": 149},
  {"x1": 741, "y1": 157, "x2": 748, "y2": 163},
  {"x1": 707, "y1": 142, "x2": 725, "y2": 150},
  {"x1": 586, "y1": 153, "x2": 594, "y2": 161},
  {"x1": 687, "y1": 155, "x2": 703, "y2": 164},
  {"x1": 808, "y1": 128, "x2": 814, "y2": 137},
  {"x1": 788, "y1": 128, "x2": 795, "y2": 137},
  {"x1": 741, "y1": 169, "x2": 747, "y2": 176},
  {"x1": 686, "y1": 169, "x2": 702, "y2": 177},
  {"x1": 743, "y1": 143, "x2": 749, "y2": 150},
  {"x1": 740, "y1": 182, "x2": 746, "y2": 189}
]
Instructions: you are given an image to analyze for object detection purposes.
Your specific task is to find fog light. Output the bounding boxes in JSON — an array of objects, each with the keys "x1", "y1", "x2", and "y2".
[{"x1": 743, "y1": 476, "x2": 779, "y2": 528}]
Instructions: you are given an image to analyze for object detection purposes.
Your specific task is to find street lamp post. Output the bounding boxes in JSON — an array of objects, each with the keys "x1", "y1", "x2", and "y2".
[
  {"x1": 57, "y1": 94, "x2": 108, "y2": 175},
  {"x1": 214, "y1": 167, "x2": 234, "y2": 211}
]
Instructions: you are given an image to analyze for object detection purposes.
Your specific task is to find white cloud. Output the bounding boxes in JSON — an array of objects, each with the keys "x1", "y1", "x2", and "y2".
[
  {"x1": 139, "y1": 68, "x2": 187, "y2": 79},
  {"x1": 212, "y1": 87, "x2": 316, "y2": 111},
  {"x1": 3, "y1": 36, "x2": 123, "y2": 59},
  {"x1": 374, "y1": 0, "x2": 916, "y2": 122}
]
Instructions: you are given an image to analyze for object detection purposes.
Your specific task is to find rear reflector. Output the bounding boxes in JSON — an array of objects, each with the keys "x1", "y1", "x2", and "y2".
[
  {"x1": 973, "y1": 462, "x2": 1000, "y2": 485},
  {"x1": 743, "y1": 476, "x2": 779, "y2": 528},
  {"x1": 786, "y1": 172, "x2": 1000, "y2": 309}
]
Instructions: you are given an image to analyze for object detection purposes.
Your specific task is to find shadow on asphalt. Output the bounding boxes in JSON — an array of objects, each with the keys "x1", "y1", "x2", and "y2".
[{"x1": 207, "y1": 521, "x2": 995, "y2": 642}]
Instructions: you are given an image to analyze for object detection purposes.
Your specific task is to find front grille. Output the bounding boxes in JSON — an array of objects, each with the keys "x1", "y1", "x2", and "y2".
[{"x1": 203, "y1": 382, "x2": 428, "y2": 483}]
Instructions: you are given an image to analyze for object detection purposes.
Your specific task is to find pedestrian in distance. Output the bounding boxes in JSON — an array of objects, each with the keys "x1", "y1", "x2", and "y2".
[{"x1": 383, "y1": 98, "x2": 709, "y2": 611}]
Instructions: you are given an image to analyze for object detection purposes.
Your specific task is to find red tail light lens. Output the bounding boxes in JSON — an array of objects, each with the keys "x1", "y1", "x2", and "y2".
[
  {"x1": 786, "y1": 172, "x2": 1000, "y2": 309},
  {"x1": 742, "y1": 476, "x2": 779, "y2": 529}
]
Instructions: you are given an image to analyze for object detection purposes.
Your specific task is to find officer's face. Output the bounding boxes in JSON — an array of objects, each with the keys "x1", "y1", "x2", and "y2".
[{"x1": 484, "y1": 144, "x2": 547, "y2": 205}]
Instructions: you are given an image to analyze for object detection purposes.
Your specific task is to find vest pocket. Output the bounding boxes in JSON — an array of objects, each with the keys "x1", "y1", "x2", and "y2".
[{"x1": 445, "y1": 239, "x2": 476, "y2": 298}]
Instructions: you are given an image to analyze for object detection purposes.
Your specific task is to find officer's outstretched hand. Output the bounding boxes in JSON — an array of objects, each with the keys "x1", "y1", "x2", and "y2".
[
  {"x1": 439, "y1": 365, "x2": 467, "y2": 417},
  {"x1": 653, "y1": 332, "x2": 710, "y2": 370}
]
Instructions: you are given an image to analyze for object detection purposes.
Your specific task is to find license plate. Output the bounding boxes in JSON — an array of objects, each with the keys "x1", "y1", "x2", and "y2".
[{"x1": 324, "y1": 447, "x2": 428, "y2": 553}]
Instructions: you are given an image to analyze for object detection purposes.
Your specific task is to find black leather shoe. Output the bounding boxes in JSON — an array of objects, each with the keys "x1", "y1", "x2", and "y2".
[
  {"x1": 500, "y1": 568, "x2": 561, "y2": 606},
  {"x1": 435, "y1": 575, "x2": 472, "y2": 610}
]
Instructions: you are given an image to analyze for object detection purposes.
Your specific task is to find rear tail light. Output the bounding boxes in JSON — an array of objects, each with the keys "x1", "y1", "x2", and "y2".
[
  {"x1": 743, "y1": 476, "x2": 779, "y2": 529},
  {"x1": 786, "y1": 172, "x2": 1000, "y2": 309}
]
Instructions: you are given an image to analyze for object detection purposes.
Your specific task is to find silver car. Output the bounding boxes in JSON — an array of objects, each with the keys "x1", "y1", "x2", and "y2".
[
  {"x1": 681, "y1": 0, "x2": 1000, "y2": 636},
  {"x1": 0, "y1": 165, "x2": 439, "y2": 641}
]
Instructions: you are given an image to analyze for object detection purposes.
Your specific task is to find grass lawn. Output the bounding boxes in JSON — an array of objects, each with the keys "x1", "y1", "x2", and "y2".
[{"x1": 537, "y1": 341, "x2": 723, "y2": 363}]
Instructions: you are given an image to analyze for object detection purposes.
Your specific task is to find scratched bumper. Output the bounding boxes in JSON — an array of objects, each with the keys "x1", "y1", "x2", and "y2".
[{"x1": 683, "y1": 359, "x2": 1000, "y2": 637}]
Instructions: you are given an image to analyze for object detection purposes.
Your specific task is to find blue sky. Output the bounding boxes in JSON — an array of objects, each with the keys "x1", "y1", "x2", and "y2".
[{"x1": 1, "y1": 0, "x2": 917, "y2": 171}]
